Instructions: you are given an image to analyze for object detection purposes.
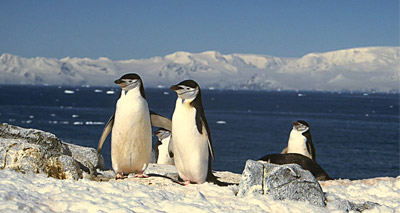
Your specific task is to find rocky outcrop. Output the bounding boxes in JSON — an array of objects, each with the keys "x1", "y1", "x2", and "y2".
[
  {"x1": 62, "y1": 142, "x2": 105, "y2": 174},
  {"x1": 0, "y1": 123, "x2": 104, "y2": 180},
  {"x1": 237, "y1": 159, "x2": 379, "y2": 211},
  {"x1": 326, "y1": 193, "x2": 379, "y2": 212},
  {"x1": 237, "y1": 159, "x2": 326, "y2": 207}
]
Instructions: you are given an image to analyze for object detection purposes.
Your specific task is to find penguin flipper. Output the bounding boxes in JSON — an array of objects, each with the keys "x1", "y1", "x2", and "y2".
[
  {"x1": 197, "y1": 112, "x2": 215, "y2": 161},
  {"x1": 281, "y1": 146, "x2": 288, "y2": 154},
  {"x1": 150, "y1": 110, "x2": 172, "y2": 131},
  {"x1": 154, "y1": 140, "x2": 162, "y2": 162},
  {"x1": 167, "y1": 137, "x2": 174, "y2": 158},
  {"x1": 206, "y1": 135, "x2": 215, "y2": 161},
  {"x1": 97, "y1": 114, "x2": 114, "y2": 154},
  {"x1": 306, "y1": 138, "x2": 316, "y2": 161}
]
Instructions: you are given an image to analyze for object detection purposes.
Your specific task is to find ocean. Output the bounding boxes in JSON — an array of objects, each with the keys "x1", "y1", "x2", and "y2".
[{"x1": 0, "y1": 85, "x2": 398, "y2": 180}]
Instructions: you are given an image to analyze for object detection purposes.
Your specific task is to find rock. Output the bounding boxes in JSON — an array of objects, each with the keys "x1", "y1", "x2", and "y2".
[
  {"x1": 47, "y1": 155, "x2": 82, "y2": 180},
  {"x1": 236, "y1": 159, "x2": 264, "y2": 196},
  {"x1": 237, "y1": 159, "x2": 326, "y2": 207},
  {"x1": 0, "y1": 123, "x2": 63, "y2": 155},
  {"x1": 0, "y1": 138, "x2": 47, "y2": 174},
  {"x1": 62, "y1": 142, "x2": 105, "y2": 174},
  {"x1": 326, "y1": 193, "x2": 380, "y2": 212},
  {"x1": 0, "y1": 138, "x2": 82, "y2": 179},
  {"x1": 0, "y1": 123, "x2": 104, "y2": 180}
]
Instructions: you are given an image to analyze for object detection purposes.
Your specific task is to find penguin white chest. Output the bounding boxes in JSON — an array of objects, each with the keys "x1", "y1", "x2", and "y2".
[
  {"x1": 171, "y1": 100, "x2": 209, "y2": 183},
  {"x1": 157, "y1": 136, "x2": 174, "y2": 165},
  {"x1": 111, "y1": 90, "x2": 152, "y2": 174},
  {"x1": 287, "y1": 130, "x2": 311, "y2": 158}
]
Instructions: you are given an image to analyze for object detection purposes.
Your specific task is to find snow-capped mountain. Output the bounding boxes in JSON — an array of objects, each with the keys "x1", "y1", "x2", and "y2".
[{"x1": 0, "y1": 46, "x2": 399, "y2": 92}]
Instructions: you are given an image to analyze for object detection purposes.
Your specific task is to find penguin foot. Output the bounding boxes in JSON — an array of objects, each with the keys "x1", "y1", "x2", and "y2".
[
  {"x1": 116, "y1": 173, "x2": 126, "y2": 179},
  {"x1": 177, "y1": 180, "x2": 191, "y2": 186},
  {"x1": 134, "y1": 173, "x2": 149, "y2": 178}
]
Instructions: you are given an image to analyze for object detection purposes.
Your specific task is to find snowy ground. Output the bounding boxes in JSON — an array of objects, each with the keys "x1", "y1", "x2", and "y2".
[{"x1": 0, "y1": 166, "x2": 398, "y2": 212}]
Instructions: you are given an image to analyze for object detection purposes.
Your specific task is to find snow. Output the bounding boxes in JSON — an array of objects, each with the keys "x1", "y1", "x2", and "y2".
[
  {"x1": 0, "y1": 46, "x2": 399, "y2": 92},
  {"x1": 0, "y1": 167, "x2": 398, "y2": 212}
]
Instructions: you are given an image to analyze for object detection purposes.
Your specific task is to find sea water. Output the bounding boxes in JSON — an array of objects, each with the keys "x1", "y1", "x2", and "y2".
[{"x1": 0, "y1": 85, "x2": 398, "y2": 180}]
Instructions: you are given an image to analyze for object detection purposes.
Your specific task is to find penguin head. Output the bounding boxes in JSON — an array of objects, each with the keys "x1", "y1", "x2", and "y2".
[
  {"x1": 292, "y1": 120, "x2": 310, "y2": 133},
  {"x1": 114, "y1": 73, "x2": 142, "y2": 90},
  {"x1": 114, "y1": 73, "x2": 146, "y2": 98},
  {"x1": 170, "y1": 80, "x2": 200, "y2": 101},
  {"x1": 154, "y1": 128, "x2": 171, "y2": 141}
]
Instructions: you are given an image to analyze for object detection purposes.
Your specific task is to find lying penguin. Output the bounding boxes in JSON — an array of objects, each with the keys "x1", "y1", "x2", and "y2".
[
  {"x1": 97, "y1": 73, "x2": 171, "y2": 179},
  {"x1": 258, "y1": 153, "x2": 332, "y2": 181}
]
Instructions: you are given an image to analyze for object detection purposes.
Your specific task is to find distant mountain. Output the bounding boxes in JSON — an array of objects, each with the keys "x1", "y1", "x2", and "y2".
[{"x1": 1, "y1": 47, "x2": 399, "y2": 92}]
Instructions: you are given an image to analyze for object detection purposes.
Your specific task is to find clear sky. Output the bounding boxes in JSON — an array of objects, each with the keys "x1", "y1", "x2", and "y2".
[{"x1": 0, "y1": 0, "x2": 399, "y2": 60}]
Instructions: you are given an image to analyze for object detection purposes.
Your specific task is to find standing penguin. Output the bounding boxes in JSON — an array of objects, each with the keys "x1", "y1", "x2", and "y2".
[
  {"x1": 154, "y1": 128, "x2": 174, "y2": 165},
  {"x1": 169, "y1": 80, "x2": 216, "y2": 185},
  {"x1": 97, "y1": 73, "x2": 171, "y2": 179},
  {"x1": 281, "y1": 120, "x2": 316, "y2": 161}
]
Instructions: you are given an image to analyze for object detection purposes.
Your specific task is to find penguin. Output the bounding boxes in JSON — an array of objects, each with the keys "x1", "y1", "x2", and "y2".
[
  {"x1": 96, "y1": 73, "x2": 171, "y2": 179},
  {"x1": 169, "y1": 80, "x2": 219, "y2": 185},
  {"x1": 154, "y1": 128, "x2": 174, "y2": 165},
  {"x1": 281, "y1": 120, "x2": 316, "y2": 161},
  {"x1": 258, "y1": 153, "x2": 332, "y2": 181}
]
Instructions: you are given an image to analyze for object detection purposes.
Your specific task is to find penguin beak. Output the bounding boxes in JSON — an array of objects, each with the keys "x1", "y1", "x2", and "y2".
[
  {"x1": 114, "y1": 79, "x2": 123, "y2": 85},
  {"x1": 170, "y1": 85, "x2": 181, "y2": 91},
  {"x1": 114, "y1": 79, "x2": 130, "y2": 88},
  {"x1": 292, "y1": 121, "x2": 302, "y2": 131}
]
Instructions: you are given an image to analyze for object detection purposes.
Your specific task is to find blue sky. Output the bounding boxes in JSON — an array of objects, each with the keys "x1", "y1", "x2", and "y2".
[{"x1": 0, "y1": 0, "x2": 398, "y2": 60}]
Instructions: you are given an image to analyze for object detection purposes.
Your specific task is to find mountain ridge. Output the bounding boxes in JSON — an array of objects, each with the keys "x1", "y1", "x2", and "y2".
[{"x1": 0, "y1": 46, "x2": 399, "y2": 92}]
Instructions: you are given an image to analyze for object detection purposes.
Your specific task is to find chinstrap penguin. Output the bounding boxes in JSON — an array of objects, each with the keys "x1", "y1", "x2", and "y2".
[
  {"x1": 169, "y1": 80, "x2": 224, "y2": 186},
  {"x1": 281, "y1": 120, "x2": 316, "y2": 161},
  {"x1": 154, "y1": 128, "x2": 174, "y2": 165},
  {"x1": 97, "y1": 73, "x2": 171, "y2": 179}
]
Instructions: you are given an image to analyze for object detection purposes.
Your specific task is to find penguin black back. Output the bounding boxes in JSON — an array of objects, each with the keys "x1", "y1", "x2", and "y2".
[
  {"x1": 259, "y1": 153, "x2": 332, "y2": 181},
  {"x1": 296, "y1": 120, "x2": 316, "y2": 161}
]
